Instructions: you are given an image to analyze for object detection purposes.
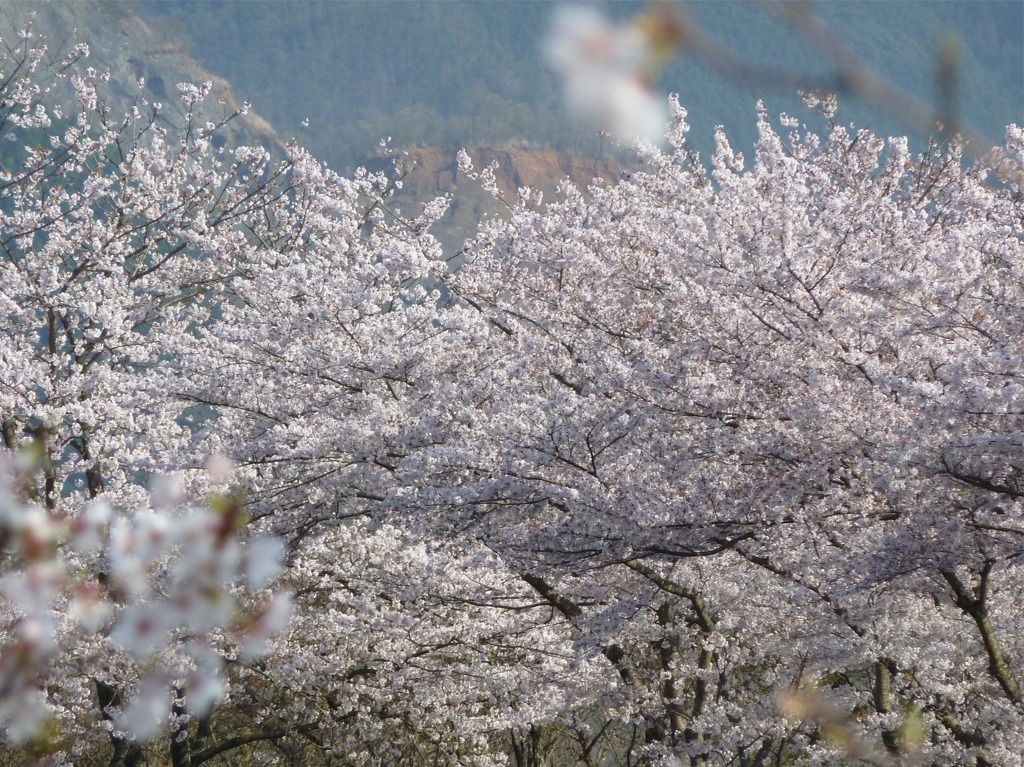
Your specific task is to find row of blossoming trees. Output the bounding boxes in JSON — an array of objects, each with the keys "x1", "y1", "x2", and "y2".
[{"x1": 1, "y1": 24, "x2": 1023, "y2": 767}]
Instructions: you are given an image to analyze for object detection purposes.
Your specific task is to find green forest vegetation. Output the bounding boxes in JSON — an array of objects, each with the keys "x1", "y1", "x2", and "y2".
[{"x1": 137, "y1": 1, "x2": 1021, "y2": 171}]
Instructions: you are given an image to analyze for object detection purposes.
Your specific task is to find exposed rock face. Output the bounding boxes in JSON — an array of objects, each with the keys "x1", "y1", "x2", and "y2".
[
  {"x1": 368, "y1": 147, "x2": 634, "y2": 255},
  {"x1": 0, "y1": 0, "x2": 281, "y2": 153},
  {"x1": 393, "y1": 147, "x2": 628, "y2": 201}
]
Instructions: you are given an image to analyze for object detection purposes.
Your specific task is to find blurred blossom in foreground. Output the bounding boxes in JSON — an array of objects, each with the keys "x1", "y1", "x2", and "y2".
[
  {"x1": 544, "y1": 4, "x2": 684, "y2": 146},
  {"x1": 0, "y1": 458, "x2": 291, "y2": 744}
]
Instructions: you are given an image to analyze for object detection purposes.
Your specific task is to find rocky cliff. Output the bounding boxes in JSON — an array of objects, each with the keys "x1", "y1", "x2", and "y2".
[{"x1": 369, "y1": 146, "x2": 635, "y2": 255}]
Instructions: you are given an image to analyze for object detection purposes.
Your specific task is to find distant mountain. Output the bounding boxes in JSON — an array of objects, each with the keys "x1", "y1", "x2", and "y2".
[
  {"x1": 0, "y1": 1, "x2": 640, "y2": 257},
  {"x1": 0, "y1": 0, "x2": 282, "y2": 154},
  {"x1": 4, "y1": 1, "x2": 1019, "y2": 259},
  {"x1": 135, "y1": 0, "x2": 1022, "y2": 171}
]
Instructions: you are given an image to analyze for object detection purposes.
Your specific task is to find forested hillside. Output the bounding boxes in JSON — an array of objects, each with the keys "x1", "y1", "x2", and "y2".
[
  {"x1": 137, "y1": 0, "x2": 1022, "y2": 170},
  {"x1": 0, "y1": 0, "x2": 282, "y2": 153}
]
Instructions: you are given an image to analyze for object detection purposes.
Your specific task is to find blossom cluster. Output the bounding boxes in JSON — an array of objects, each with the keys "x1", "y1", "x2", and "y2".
[
  {"x1": 0, "y1": 459, "x2": 290, "y2": 746},
  {"x1": 544, "y1": 5, "x2": 681, "y2": 146}
]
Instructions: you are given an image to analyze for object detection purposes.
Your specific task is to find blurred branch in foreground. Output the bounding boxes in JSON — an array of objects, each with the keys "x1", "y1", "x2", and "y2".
[{"x1": 546, "y1": 1, "x2": 1023, "y2": 185}]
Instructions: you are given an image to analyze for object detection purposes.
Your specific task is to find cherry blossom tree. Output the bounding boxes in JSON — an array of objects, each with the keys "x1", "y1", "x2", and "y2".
[
  {"x1": 0, "y1": 25, "x2": 312, "y2": 766},
  {"x1": 435, "y1": 98, "x2": 1024, "y2": 765},
  {"x1": 0, "y1": 26, "x2": 387, "y2": 767},
  {"x1": 171, "y1": 84, "x2": 1024, "y2": 764},
  {"x1": 0, "y1": 23, "x2": 570, "y2": 767}
]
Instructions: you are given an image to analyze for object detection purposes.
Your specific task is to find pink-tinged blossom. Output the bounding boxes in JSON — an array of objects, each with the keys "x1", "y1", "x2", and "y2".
[
  {"x1": 545, "y1": 5, "x2": 669, "y2": 145},
  {"x1": 242, "y1": 535, "x2": 286, "y2": 590},
  {"x1": 237, "y1": 591, "x2": 293, "y2": 661},
  {"x1": 180, "y1": 666, "x2": 226, "y2": 718},
  {"x1": 0, "y1": 686, "x2": 50, "y2": 744},
  {"x1": 117, "y1": 679, "x2": 170, "y2": 742},
  {"x1": 66, "y1": 582, "x2": 112, "y2": 633},
  {"x1": 69, "y1": 499, "x2": 112, "y2": 556},
  {"x1": 1, "y1": 565, "x2": 61, "y2": 624},
  {"x1": 110, "y1": 605, "x2": 172, "y2": 661}
]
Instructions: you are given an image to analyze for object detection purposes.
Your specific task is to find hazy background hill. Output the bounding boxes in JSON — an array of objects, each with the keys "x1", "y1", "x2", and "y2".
[
  {"x1": 135, "y1": 0, "x2": 1022, "y2": 171},
  {"x1": 0, "y1": 0, "x2": 282, "y2": 154},
  {"x1": 3, "y1": 1, "x2": 1020, "y2": 254}
]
